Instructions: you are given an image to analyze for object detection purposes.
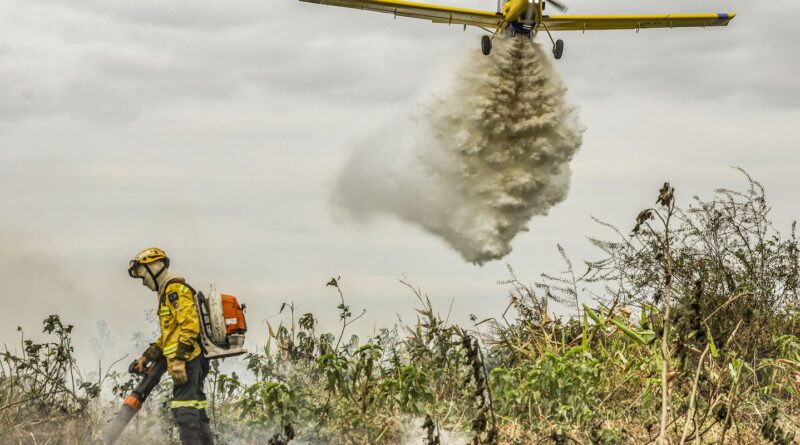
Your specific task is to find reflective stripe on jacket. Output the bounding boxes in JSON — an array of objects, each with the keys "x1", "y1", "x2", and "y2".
[{"x1": 155, "y1": 278, "x2": 202, "y2": 365}]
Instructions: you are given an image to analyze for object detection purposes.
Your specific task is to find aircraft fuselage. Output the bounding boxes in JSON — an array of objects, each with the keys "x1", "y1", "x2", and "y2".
[{"x1": 501, "y1": 0, "x2": 538, "y2": 23}]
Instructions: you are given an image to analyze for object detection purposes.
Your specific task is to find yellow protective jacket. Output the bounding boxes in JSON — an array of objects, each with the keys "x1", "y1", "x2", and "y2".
[{"x1": 155, "y1": 278, "x2": 202, "y2": 365}]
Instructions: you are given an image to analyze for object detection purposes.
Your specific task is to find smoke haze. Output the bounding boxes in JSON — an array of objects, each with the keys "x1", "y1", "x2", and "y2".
[
  {"x1": 335, "y1": 37, "x2": 584, "y2": 265},
  {"x1": 0, "y1": 230, "x2": 90, "y2": 335}
]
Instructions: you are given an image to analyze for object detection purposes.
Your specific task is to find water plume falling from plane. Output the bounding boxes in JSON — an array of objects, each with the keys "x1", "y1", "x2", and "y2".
[{"x1": 334, "y1": 37, "x2": 584, "y2": 265}]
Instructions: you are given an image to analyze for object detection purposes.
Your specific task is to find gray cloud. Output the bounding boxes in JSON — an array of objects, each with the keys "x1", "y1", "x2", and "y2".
[
  {"x1": 559, "y1": 0, "x2": 800, "y2": 107},
  {"x1": 6, "y1": 0, "x2": 793, "y2": 127},
  {"x1": 0, "y1": 0, "x2": 470, "y2": 124}
]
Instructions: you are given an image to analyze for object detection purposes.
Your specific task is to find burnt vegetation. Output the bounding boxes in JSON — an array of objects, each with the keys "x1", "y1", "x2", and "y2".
[{"x1": 1, "y1": 171, "x2": 798, "y2": 444}]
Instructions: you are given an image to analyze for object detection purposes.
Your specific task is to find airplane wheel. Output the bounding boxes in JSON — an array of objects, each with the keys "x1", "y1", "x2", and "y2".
[
  {"x1": 481, "y1": 35, "x2": 492, "y2": 55},
  {"x1": 553, "y1": 39, "x2": 564, "y2": 59}
]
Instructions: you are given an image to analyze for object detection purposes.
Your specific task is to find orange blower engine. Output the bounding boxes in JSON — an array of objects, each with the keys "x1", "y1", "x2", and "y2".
[{"x1": 195, "y1": 285, "x2": 248, "y2": 359}]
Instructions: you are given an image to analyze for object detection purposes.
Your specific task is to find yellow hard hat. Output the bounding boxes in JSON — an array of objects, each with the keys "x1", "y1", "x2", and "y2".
[{"x1": 128, "y1": 247, "x2": 170, "y2": 278}]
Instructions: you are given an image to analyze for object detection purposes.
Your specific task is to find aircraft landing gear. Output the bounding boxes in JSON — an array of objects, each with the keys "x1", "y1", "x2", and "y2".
[
  {"x1": 553, "y1": 39, "x2": 564, "y2": 59},
  {"x1": 481, "y1": 35, "x2": 492, "y2": 55}
]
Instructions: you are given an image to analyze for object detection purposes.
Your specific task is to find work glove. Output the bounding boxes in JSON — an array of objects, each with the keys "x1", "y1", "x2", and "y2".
[
  {"x1": 133, "y1": 343, "x2": 162, "y2": 373},
  {"x1": 170, "y1": 359, "x2": 188, "y2": 386},
  {"x1": 132, "y1": 355, "x2": 149, "y2": 374}
]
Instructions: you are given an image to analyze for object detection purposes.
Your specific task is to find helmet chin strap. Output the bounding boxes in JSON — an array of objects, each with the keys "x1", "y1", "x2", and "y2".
[{"x1": 144, "y1": 262, "x2": 168, "y2": 293}]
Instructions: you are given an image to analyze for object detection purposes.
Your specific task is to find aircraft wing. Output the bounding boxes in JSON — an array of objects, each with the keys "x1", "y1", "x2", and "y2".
[
  {"x1": 299, "y1": 0, "x2": 504, "y2": 29},
  {"x1": 542, "y1": 13, "x2": 736, "y2": 31}
]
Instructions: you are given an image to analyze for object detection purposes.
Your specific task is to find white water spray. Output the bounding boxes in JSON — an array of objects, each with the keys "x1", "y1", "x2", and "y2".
[{"x1": 335, "y1": 37, "x2": 584, "y2": 265}]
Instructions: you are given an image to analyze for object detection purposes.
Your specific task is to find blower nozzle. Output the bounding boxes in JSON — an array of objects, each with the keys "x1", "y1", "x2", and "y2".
[{"x1": 103, "y1": 357, "x2": 168, "y2": 445}]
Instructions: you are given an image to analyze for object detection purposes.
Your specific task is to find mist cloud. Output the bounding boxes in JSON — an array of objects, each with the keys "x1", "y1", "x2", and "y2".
[{"x1": 335, "y1": 38, "x2": 584, "y2": 265}]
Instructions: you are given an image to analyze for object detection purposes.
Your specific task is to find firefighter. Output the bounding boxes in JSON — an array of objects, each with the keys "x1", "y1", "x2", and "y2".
[{"x1": 128, "y1": 247, "x2": 214, "y2": 445}]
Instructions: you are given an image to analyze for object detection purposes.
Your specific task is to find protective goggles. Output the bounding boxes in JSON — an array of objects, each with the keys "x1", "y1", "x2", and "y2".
[{"x1": 128, "y1": 261, "x2": 143, "y2": 278}]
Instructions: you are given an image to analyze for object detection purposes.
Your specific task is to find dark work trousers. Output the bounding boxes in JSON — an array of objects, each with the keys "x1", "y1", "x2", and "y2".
[{"x1": 171, "y1": 355, "x2": 213, "y2": 445}]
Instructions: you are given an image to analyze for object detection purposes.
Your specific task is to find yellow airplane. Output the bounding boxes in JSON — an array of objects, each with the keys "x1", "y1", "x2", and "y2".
[{"x1": 298, "y1": 0, "x2": 735, "y2": 59}]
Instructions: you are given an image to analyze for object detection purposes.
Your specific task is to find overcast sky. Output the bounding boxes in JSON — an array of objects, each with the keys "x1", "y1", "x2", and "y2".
[{"x1": 1, "y1": 0, "x2": 799, "y2": 365}]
